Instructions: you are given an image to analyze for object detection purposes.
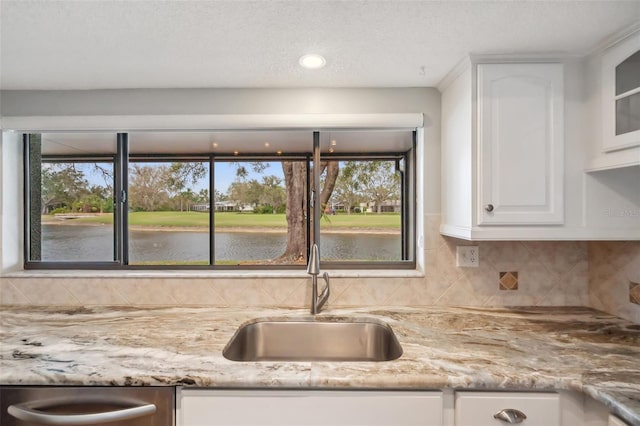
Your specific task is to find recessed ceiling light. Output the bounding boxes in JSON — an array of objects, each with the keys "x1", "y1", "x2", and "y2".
[
  {"x1": 212, "y1": 142, "x2": 218, "y2": 148},
  {"x1": 299, "y1": 54, "x2": 326, "y2": 70},
  {"x1": 264, "y1": 142, "x2": 270, "y2": 147}
]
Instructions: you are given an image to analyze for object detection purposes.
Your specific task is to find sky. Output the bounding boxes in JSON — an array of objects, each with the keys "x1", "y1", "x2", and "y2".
[
  {"x1": 214, "y1": 161, "x2": 283, "y2": 193},
  {"x1": 77, "y1": 161, "x2": 285, "y2": 194}
]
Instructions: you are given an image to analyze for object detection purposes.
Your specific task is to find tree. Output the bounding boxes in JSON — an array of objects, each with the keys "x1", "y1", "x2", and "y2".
[
  {"x1": 79, "y1": 185, "x2": 111, "y2": 213},
  {"x1": 164, "y1": 162, "x2": 207, "y2": 211},
  {"x1": 259, "y1": 175, "x2": 286, "y2": 213},
  {"x1": 360, "y1": 161, "x2": 400, "y2": 213},
  {"x1": 128, "y1": 164, "x2": 169, "y2": 211},
  {"x1": 197, "y1": 188, "x2": 210, "y2": 204},
  {"x1": 226, "y1": 159, "x2": 339, "y2": 263},
  {"x1": 178, "y1": 189, "x2": 198, "y2": 211},
  {"x1": 228, "y1": 180, "x2": 257, "y2": 210},
  {"x1": 280, "y1": 161, "x2": 308, "y2": 262},
  {"x1": 277, "y1": 161, "x2": 339, "y2": 263},
  {"x1": 332, "y1": 161, "x2": 365, "y2": 214},
  {"x1": 213, "y1": 189, "x2": 226, "y2": 202},
  {"x1": 41, "y1": 164, "x2": 90, "y2": 213}
]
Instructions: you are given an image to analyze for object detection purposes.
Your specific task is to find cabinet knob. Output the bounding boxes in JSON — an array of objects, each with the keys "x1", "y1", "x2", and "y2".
[
  {"x1": 493, "y1": 409, "x2": 527, "y2": 423},
  {"x1": 485, "y1": 204, "x2": 494, "y2": 212}
]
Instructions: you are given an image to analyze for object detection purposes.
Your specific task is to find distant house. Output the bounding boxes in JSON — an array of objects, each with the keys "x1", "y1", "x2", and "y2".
[
  {"x1": 329, "y1": 200, "x2": 400, "y2": 214},
  {"x1": 213, "y1": 202, "x2": 254, "y2": 212},
  {"x1": 360, "y1": 200, "x2": 401, "y2": 213},
  {"x1": 214, "y1": 201, "x2": 235, "y2": 212},
  {"x1": 192, "y1": 204, "x2": 210, "y2": 212}
]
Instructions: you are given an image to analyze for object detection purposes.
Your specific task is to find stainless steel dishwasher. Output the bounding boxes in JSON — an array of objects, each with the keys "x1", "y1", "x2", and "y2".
[{"x1": 0, "y1": 386, "x2": 174, "y2": 425}]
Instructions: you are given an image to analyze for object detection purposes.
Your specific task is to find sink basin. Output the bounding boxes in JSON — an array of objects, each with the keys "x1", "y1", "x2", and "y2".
[{"x1": 223, "y1": 317, "x2": 403, "y2": 362}]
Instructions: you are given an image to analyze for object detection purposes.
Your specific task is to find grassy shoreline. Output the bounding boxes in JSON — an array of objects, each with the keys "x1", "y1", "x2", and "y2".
[{"x1": 42, "y1": 211, "x2": 401, "y2": 234}]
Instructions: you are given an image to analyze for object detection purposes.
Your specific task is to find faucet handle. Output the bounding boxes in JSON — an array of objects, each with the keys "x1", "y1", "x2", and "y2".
[{"x1": 317, "y1": 272, "x2": 330, "y2": 312}]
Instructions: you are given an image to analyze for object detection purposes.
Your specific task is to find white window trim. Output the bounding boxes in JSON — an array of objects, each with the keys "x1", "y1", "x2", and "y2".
[{"x1": 1, "y1": 113, "x2": 423, "y2": 132}]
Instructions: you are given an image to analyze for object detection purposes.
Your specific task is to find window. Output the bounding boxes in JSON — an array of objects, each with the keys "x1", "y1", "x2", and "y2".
[
  {"x1": 24, "y1": 130, "x2": 415, "y2": 270},
  {"x1": 214, "y1": 159, "x2": 308, "y2": 266},
  {"x1": 25, "y1": 133, "x2": 117, "y2": 265},
  {"x1": 128, "y1": 159, "x2": 211, "y2": 266}
]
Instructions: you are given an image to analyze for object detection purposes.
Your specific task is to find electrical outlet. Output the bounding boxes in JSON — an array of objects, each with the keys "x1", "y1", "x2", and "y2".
[{"x1": 456, "y1": 246, "x2": 479, "y2": 267}]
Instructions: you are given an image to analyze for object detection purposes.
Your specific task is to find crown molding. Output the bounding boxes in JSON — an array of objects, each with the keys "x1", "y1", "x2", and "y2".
[
  {"x1": 586, "y1": 21, "x2": 640, "y2": 57},
  {"x1": 436, "y1": 56, "x2": 472, "y2": 93}
]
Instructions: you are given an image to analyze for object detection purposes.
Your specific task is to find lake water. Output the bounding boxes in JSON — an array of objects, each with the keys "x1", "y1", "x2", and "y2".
[{"x1": 40, "y1": 225, "x2": 401, "y2": 263}]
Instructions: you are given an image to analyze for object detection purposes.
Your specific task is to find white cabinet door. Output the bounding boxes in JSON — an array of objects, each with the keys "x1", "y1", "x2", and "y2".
[
  {"x1": 477, "y1": 63, "x2": 564, "y2": 225},
  {"x1": 601, "y1": 30, "x2": 640, "y2": 153},
  {"x1": 178, "y1": 389, "x2": 444, "y2": 426},
  {"x1": 454, "y1": 392, "x2": 560, "y2": 426}
]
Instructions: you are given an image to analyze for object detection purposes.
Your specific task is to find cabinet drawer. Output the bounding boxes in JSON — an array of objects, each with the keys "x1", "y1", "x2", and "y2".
[
  {"x1": 455, "y1": 392, "x2": 560, "y2": 426},
  {"x1": 179, "y1": 389, "x2": 443, "y2": 426}
]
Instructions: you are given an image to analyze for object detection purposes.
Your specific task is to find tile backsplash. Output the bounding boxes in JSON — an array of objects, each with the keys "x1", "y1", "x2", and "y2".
[
  {"x1": 2, "y1": 216, "x2": 638, "y2": 323},
  {"x1": 1, "y1": 215, "x2": 596, "y2": 312},
  {"x1": 588, "y1": 241, "x2": 640, "y2": 323}
]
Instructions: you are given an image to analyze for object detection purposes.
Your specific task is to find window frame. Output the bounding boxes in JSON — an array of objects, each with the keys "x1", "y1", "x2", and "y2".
[
  {"x1": 317, "y1": 151, "x2": 415, "y2": 269},
  {"x1": 23, "y1": 130, "x2": 416, "y2": 270},
  {"x1": 23, "y1": 133, "x2": 121, "y2": 269}
]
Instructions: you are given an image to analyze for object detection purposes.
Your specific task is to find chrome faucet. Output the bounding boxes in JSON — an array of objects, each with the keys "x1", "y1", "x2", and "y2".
[{"x1": 307, "y1": 243, "x2": 330, "y2": 314}]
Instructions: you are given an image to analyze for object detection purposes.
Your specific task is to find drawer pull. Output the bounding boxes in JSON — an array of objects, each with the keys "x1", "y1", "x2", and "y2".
[
  {"x1": 485, "y1": 204, "x2": 494, "y2": 212},
  {"x1": 8, "y1": 397, "x2": 156, "y2": 425},
  {"x1": 493, "y1": 408, "x2": 527, "y2": 423}
]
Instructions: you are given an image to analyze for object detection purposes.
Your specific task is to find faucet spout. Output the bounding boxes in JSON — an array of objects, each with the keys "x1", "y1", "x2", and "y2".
[{"x1": 308, "y1": 244, "x2": 330, "y2": 314}]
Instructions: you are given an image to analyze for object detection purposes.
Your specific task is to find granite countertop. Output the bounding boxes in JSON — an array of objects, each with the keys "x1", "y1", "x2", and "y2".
[{"x1": 1, "y1": 306, "x2": 639, "y2": 424}]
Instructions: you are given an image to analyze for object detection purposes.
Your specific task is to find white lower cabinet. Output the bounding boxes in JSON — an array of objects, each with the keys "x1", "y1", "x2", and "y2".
[
  {"x1": 454, "y1": 392, "x2": 560, "y2": 426},
  {"x1": 178, "y1": 389, "x2": 444, "y2": 426},
  {"x1": 177, "y1": 389, "x2": 624, "y2": 426}
]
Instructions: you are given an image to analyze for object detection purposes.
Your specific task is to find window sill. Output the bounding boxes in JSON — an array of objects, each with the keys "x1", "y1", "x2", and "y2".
[{"x1": 2, "y1": 269, "x2": 425, "y2": 279}]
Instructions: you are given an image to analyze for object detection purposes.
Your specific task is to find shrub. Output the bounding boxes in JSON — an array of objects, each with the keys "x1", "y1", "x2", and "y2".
[
  {"x1": 50, "y1": 207, "x2": 71, "y2": 215},
  {"x1": 254, "y1": 205, "x2": 274, "y2": 214}
]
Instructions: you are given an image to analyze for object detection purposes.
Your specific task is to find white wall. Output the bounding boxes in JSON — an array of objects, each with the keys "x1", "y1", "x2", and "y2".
[
  {"x1": 0, "y1": 131, "x2": 23, "y2": 272},
  {"x1": 1, "y1": 88, "x2": 438, "y2": 116}
]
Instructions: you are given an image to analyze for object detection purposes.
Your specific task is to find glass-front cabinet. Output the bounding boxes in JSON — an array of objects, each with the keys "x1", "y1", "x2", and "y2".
[{"x1": 602, "y1": 30, "x2": 640, "y2": 152}]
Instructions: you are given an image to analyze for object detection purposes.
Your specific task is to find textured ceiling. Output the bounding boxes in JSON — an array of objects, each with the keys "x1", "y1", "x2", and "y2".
[{"x1": 1, "y1": 0, "x2": 639, "y2": 90}]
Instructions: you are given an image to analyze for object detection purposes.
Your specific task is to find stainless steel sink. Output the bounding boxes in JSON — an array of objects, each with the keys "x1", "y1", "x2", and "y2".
[{"x1": 223, "y1": 317, "x2": 403, "y2": 362}]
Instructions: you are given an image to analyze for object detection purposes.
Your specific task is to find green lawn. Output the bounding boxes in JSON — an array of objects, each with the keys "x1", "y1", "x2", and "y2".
[{"x1": 47, "y1": 211, "x2": 400, "y2": 230}]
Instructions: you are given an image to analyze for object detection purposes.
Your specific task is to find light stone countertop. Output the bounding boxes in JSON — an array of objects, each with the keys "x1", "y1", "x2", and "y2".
[{"x1": 1, "y1": 306, "x2": 639, "y2": 424}]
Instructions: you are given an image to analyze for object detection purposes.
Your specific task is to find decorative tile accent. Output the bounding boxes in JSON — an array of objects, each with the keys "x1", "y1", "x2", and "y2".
[
  {"x1": 499, "y1": 272, "x2": 518, "y2": 290},
  {"x1": 631, "y1": 281, "x2": 640, "y2": 305}
]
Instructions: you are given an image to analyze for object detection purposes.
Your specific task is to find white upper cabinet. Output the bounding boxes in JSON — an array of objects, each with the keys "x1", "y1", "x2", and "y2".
[
  {"x1": 601, "y1": 30, "x2": 640, "y2": 153},
  {"x1": 477, "y1": 63, "x2": 564, "y2": 225},
  {"x1": 441, "y1": 54, "x2": 639, "y2": 241},
  {"x1": 440, "y1": 59, "x2": 568, "y2": 240}
]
